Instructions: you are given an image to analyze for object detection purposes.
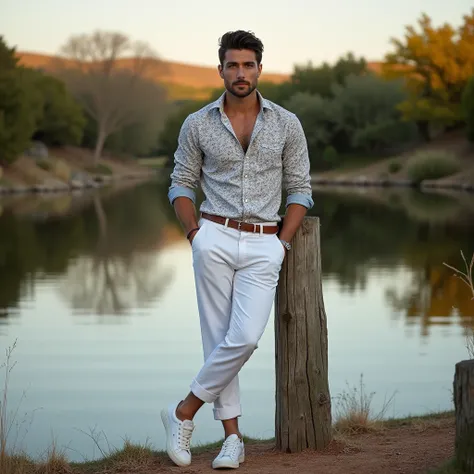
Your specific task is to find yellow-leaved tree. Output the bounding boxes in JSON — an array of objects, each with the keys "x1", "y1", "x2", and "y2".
[{"x1": 383, "y1": 9, "x2": 474, "y2": 141}]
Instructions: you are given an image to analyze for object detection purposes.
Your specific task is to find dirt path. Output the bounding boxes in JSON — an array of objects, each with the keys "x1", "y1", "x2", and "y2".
[{"x1": 157, "y1": 418, "x2": 454, "y2": 474}]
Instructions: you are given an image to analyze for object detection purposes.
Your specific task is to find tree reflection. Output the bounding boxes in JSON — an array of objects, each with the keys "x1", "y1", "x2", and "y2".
[
  {"x1": 386, "y1": 264, "x2": 474, "y2": 337},
  {"x1": 58, "y1": 187, "x2": 176, "y2": 316},
  {"x1": 0, "y1": 181, "x2": 179, "y2": 321}
]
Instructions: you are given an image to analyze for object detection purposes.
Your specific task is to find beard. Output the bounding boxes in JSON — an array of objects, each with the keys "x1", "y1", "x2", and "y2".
[{"x1": 226, "y1": 80, "x2": 257, "y2": 98}]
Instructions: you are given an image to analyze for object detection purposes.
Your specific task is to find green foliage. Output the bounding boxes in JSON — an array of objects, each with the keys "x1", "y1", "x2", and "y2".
[
  {"x1": 157, "y1": 99, "x2": 209, "y2": 164},
  {"x1": 461, "y1": 76, "x2": 474, "y2": 142},
  {"x1": 322, "y1": 146, "x2": 339, "y2": 167},
  {"x1": 406, "y1": 150, "x2": 461, "y2": 184},
  {"x1": 0, "y1": 37, "x2": 86, "y2": 164},
  {"x1": 0, "y1": 35, "x2": 18, "y2": 71},
  {"x1": 0, "y1": 68, "x2": 42, "y2": 165},
  {"x1": 388, "y1": 161, "x2": 402, "y2": 173},
  {"x1": 284, "y1": 74, "x2": 417, "y2": 169},
  {"x1": 32, "y1": 71, "x2": 86, "y2": 146},
  {"x1": 332, "y1": 74, "x2": 418, "y2": 153},
  {"x1": 37, "y1": 159, "x2": 52, "y2": 171},
  {"x1": 86, "y1": 164, "x2": 112, "y2": 175},
  {"x1": 291, "y1": 53, "x2": 367, "y2": 98},
  {"x1": 284, "y1": 92, "x2": 336, "y2": 168}
]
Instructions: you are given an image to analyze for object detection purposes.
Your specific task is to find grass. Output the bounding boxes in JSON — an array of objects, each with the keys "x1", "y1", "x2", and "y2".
[
  {"x1": 333, "y1": 373, "x2": 397, "y2": 434},
  {"x1": 85, "y1": 164, "x2": 113, "y2": 176},
  {"x1": 137, "y1": 157, "x2": 168, "y2": 168},
  {"x1": 427, "y1": 460, "x2": 465, "y2": 474},
  {"x1": 36, "y1": 159, "x2": 52, "y2": 172},
  {"x1": 443, "y1": 251, "x2": 474, "y2": 359}
]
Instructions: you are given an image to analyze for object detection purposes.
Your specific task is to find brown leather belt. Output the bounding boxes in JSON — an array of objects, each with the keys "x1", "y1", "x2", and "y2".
[{"x1": 201, "y1": 212, "x2": 279, "y2": 234}]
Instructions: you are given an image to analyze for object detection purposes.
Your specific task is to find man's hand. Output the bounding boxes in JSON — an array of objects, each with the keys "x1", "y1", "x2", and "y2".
[
  {"x1": 173, "y1": 196, "x2": 200, "y2": 244},
  {"x1": 278, "y1": 203, "x2": 308, "y2": 246},
  {"x1": 188, "y1": 228, "x2": 200, "y2": 245}
]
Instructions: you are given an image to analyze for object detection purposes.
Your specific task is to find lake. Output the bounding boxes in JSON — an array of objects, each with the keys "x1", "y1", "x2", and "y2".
[{"x1": 1, "y1": 180, "x2": 473, "y2": 462}]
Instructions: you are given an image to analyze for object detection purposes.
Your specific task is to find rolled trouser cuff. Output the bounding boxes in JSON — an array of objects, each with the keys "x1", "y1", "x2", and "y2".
[
  {"x1": 213, "y1": 405, "x2": 242, "y2": 420},
  {"x1": 190, "y1": 379, "x2": 218, "y2": 403}
]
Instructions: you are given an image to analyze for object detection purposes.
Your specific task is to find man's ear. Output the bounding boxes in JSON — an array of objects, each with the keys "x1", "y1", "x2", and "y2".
[{"x1": 218, "y1": 65, "x2": 224, "y2": 79}]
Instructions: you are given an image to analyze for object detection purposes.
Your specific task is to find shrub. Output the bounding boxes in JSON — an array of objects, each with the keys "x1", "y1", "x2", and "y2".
[
  {"x1": 36, "y1": 159, "x2": 51, "y2": 171},
  {"x1": 388, "y1": 161, "x2": 402, "y2": 173},
  {"x1": 322, "y1": 145, "x2": 339, "y2": 167},
  {"x1": 406, "y1": 151, "x2": 461, "y2": 184}
]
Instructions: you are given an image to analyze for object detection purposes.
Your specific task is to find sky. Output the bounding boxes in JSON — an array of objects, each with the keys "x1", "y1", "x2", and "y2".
[{"x1": 1, "y1": 0, "x2": 472, "y2": 74}]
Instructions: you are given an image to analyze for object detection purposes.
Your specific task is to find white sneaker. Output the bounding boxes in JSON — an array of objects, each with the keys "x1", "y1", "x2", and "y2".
[
  {"x1": 161, "y1": 402, "x2": 195, "y2": 467},
  {"x1": 212, "y1": 434, "x2": 245, "y2": 469}
]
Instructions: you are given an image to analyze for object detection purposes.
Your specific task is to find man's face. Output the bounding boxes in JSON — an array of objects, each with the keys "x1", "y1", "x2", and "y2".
[{"x1": 218, "y1": 49, "x2": 262, "y2": 98}]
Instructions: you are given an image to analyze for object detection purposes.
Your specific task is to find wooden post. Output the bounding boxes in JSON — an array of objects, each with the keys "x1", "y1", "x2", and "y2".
[
  {"x1": 275, "y1": 216, "x2": 332, "y2": 452},
  {"x1": 454, "y1": 359, "x2": 474, "y2": 473}
]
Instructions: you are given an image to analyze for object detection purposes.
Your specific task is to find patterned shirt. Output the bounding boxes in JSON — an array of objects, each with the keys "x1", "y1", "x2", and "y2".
[{"x1": 168, "y1": 91, "x2": 314, "y2": 223}]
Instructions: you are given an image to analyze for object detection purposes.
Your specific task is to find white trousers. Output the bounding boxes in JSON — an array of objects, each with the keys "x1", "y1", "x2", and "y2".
[{"x1": 190, "y1": 217, "x2": 285, "y2": 420}]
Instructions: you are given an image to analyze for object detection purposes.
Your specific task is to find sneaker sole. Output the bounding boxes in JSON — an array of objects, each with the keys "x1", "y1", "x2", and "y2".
[
  {"x1": 160, "y1": 408, "x2": 191, "y2": 467},
  {"x1": 212, "y1": 454, "x2": 245, "y2": 469}
]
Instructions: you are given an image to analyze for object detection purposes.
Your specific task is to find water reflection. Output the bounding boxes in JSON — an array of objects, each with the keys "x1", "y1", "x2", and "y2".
[
  {"x1": 0, "y1": 181, "x2": 178, "y2": 319},
  {"x1": 308, "y1": 187, "x2": 474, "y2": 333},
  {"x1": 1, "y1": 181, "x2": 474, "y2": 331}
]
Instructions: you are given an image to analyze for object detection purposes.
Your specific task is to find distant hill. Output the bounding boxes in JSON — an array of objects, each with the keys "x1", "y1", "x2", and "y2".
[
  {"x1": 16, "y1": 52, "x2": 290, "y2": 100},
  {"x1": 16, "y1": 52, "x2": 385, "y2": 101}
]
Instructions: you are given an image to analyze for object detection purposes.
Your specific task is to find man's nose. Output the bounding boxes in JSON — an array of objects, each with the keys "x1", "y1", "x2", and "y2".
[{"x1": 237, "y1": 67, "x2": 246, "y2": 79}]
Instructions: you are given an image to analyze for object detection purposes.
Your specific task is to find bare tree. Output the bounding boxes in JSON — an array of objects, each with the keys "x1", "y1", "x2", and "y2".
[{"x1": 56, "y1": 31, "x2": 166, "y2": 164}]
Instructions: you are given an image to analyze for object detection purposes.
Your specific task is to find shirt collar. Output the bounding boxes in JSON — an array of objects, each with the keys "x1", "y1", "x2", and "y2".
[{"x1": 210, "y1": 90, "x2": 273, "y2": 113}]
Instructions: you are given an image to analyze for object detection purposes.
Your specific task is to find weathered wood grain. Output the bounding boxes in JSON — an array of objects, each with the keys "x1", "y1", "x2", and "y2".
[
  {"x1": 275, "y1": 216, "x2": 332, "y2": 452},
  {"x1": 454, "y1": 359, "x2": 474, "y2": 473}
]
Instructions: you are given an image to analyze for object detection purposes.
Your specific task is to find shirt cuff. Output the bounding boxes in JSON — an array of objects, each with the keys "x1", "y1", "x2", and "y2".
[
  {"x1": 286, "y1": 193, "x2": 314, "y2": 209},
  {"x1": 168, "y1": 186, "x2": 196, "y2": 205}
]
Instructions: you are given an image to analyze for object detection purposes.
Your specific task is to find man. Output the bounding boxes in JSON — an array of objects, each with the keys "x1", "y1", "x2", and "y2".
[{"x1": 162, "y1": 30, "x2": 313, "y2": 469}]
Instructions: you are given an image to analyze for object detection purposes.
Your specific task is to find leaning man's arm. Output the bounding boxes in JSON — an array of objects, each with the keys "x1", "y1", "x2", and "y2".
[
  {"x1": 168, "y1": 114, "x2": 203, "y2": 240},
  {"x1": 278, "y1": 115, "x2": 314, "y2": 243}
]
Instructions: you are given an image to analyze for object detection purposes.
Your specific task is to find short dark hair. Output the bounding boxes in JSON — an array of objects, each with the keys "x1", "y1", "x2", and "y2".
[{"x1": 218, "y1": 30, "x2": 264, "y2": 65}]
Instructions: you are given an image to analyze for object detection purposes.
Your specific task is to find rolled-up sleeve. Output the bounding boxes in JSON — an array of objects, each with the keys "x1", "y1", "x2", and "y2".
[
  {"x1": 168, "y1": 114, "x2": 203, "y2": 205},
  {"x1": 282, "y1": 115, "x2": 314, "y2": 209}
]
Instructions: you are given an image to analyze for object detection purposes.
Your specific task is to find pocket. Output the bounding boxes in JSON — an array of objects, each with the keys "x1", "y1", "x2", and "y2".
[
  {"x1": 274, "y1": 234, "x2": 286, "y2": 261},
  {"x1": 191, "y1": 221, "x2": 206, "y2": 248},
  {"x1": 259, "y1": 143, "x2": 283, "y2": 172}
]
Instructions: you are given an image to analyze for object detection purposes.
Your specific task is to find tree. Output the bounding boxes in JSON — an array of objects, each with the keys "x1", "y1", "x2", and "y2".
[
  {"x1": 56, "y1": 31, "x2": 167, "y2": 163},
  {"x1": 284, "y1": 92, "x2": 336, "y2": 169},
  {"x1": 384, "y1": 9, "x2": 474, "y2": 140},
  {"x1": 0, "y1": 37, "x2": 42, "y2": 165},
  {"x1": 158, "y1": 99, "x2": 209, "y2": 164},
  {"x1": 330, "y1": 74, "x2": 418, "y2": 153},
  {"x1": 290, "y1": 53, "x2": 367, "y2": 99},
  {"x1": 462, "y1": 76, "x2": 474, "y2": 143},
  {"x1": 27, "y1": 70, "x2": 86, "y2": 146}
]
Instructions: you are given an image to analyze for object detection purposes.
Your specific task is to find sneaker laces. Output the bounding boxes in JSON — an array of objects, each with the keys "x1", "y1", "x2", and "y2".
[
  {"x1": 219, "y1": 436, "x2": 241, "y2": 459},
  {"x1": 178, "y1": 420, "x2": 194, "y2": 451}
]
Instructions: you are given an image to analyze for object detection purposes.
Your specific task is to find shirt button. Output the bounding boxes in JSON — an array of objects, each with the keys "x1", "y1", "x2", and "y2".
[{"x1": 244, "y1": 174, "x2": 248, "y2": 178}]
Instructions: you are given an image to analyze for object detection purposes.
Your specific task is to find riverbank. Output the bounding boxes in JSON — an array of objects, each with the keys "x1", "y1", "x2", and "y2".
[
  {"x1": 311, "y1": 132, "x2": 474, "y2": 193},
  {"x1": 0, "y1": 411, "x2": 456, "y2": 474},
  {"x1": 0, "y1": 146, "x2": 156, "y2": 195}
]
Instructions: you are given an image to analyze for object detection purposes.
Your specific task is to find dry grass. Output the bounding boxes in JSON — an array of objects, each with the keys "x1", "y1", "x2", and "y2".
[
  {"x1": 443, "y1": 251, "x2": 474, "y2": 359},
  {"x1": 333, "y1": 374, "x2": 397, "y2": 435}
]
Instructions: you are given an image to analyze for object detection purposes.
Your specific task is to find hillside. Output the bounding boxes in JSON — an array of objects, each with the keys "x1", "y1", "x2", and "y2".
[
  {"x1": 17, "y1": 52, "x2": 384, "y2": 100},
  {"x1": 16, "y1": 52, "x2": 290, "y2": 100}
]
